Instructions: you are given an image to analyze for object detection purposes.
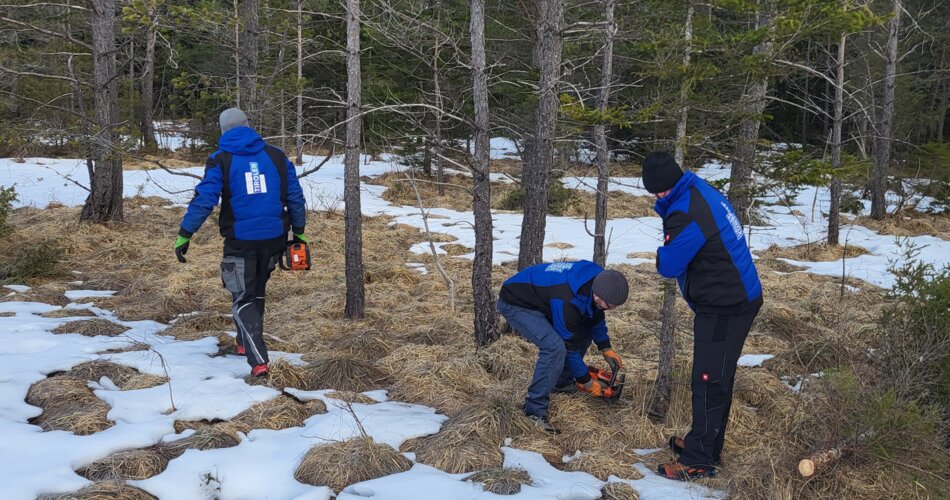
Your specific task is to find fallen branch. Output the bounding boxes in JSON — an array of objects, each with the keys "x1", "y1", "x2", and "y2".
[{"x1": 298, "y1": 144, "x2": 336, "y2": 178}]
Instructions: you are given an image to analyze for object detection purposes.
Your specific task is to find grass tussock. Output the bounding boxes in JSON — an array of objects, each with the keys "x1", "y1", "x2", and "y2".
[
  {"x1": 380, "y1": 344, "x2": 494, "y2": 415},
  {"x1": 0, "y1": 237, "x2": 63, "y2": 285},
  {"x1": 561, "y1": 453, "x2": 644, "y2": 482},
  {"x1": 294, "y1": 436, "x2": 411, "y2": 491},
  {"x1": 853, "y1": 210, "x2": 950, "y2": 238},
  {"x1": 76, "y1": 447, "x2": 168, "y2": 481},
  {"x1": 601, "y1": 482, "x2": 640, "y2": 500},
  {"x1": 324, "y1": 391, "x2": 378, "y2": 404},
  {"x1": 26, "y1": 375, "x2": 112, "y2": 435},
  {"x1": 467, "y1": 468, "x2": 532, "y2": 495},
  {"x1": 415, "y1": 397, "x2": 539, "y2": 473},
  {"x1": 66, "y1": 360, "x2": 167, "y2": 390},
  {"x1": 476, "y1": 335, "x2": 535, "y2": 383},
  {"x1": 162, "y1": 312, "x2": 233, "y2": 339},
  {"x1": 40, "y1": 308, "x2": 97, "y2": 318},
  {"x1": 232, "y1": 395, "x2": 326, "y2": 431},
  {"x1": 263, "y1": 359, "x2": 312, "y2": 390},
  {"x1": 159, "y1": 423, "x2": 243, "y2": 459},
  {"x1": 0, "y1": 282, "x2": 71, "y2": 306},
  {"x1": 303, "y1": 355, "x2": 388, "y2": 392},
  {"x1": 52, "y1": 319, "x2": 130, "y2": 337},
  {"x1": 757, "y1": 242, "x2": 869, "y2": 262},
  {"x1": 38, "y1": 481, "x2": 158, "y2": 500}
]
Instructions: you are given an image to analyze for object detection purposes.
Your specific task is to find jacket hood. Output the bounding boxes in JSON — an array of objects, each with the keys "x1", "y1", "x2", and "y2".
[
  {"x1": 654, "y1": 170, "x2": 698, "y2": 217},
  {"x1": 218, "y1": 126, "x2": 266, "y2": 155}
]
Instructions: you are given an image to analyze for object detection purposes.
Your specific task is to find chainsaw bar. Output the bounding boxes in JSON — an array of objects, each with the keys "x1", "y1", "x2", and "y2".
[{"x1": 604, "y1": 373, "x2": 625, "y2": 402}]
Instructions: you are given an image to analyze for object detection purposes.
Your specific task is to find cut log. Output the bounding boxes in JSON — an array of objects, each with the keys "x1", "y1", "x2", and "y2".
[{"x1": 798, "y1": 447, "x2": 844, "y2": 477}]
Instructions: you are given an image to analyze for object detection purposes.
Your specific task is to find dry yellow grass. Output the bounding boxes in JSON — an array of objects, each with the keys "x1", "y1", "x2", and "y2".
[
  {"x1": 38, "y1": 481, "x2": 158, "y2": 500},
  {"x1": 76, "y1": 447, "x2": 168, "y2": 481},
  {"x1": 756, "y1": 242, "x2": 869, "y2": 262},
  {"x1": 853, "y1": 209, "x2": 950, "y2": 238},
  {"x1": 467, "y1": 468, "x2": 533, "y2": 495},
  {"x1": 325, "y1": 391, "x2": 378, "y2": 404},
  {"x1": 294, "y1": 436, "x2": 411, "y2": 491},
  {"x1": 414, "y1": 397, "x2": 540, "y2": 473},
  {"x1": 232, "y1": 394, "x2": 326, "y2": 431},
  {"x1": 26, "y1": 376, "x2": 112, "y2": 435},
  {"x1": 40, "y1": 308, "x2": 97, "y2": 318},
  {"x1": 601, "y1": 482, "x2": 640, "y2": 500},
  {"x1": 159, "y1": 423, "x2": 243, "y2": 459},
  {"x1": 66, "y1": 360, "x2": 167, "y2": 390},
  {"x1": 52, "y1": 319, "x2": 130, "y2": 337}
]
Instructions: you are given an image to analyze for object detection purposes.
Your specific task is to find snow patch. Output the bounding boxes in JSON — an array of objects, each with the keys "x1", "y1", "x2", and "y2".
[{"x1": 737, "y1": 354, "x2": 774, "y2": 367}]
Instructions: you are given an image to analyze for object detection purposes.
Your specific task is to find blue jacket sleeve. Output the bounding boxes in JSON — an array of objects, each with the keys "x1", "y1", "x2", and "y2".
[
  {"x1": 656, "y1": 211, "x2": 706, "y2": 278},
  {"x1": 549, "y1": 298, "x2": 573, "y2": 341},
  {"x1": 566, "y1": 352, "x2": 588, "y2": 379},
  {"x1": 285, "y1": 158, "x2": 307, "y2": 232},
  {"x1": 180, "y1": 160, "x2": 224, "y2": 236}
]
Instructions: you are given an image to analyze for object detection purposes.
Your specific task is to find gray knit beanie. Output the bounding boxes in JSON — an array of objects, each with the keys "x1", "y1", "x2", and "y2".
[
  {"x1": 219, "y1": 108, "x2": 249, "y2": 133},
  {"x1": 592, "y1": 270, "x2": 629, "y2": 306}
]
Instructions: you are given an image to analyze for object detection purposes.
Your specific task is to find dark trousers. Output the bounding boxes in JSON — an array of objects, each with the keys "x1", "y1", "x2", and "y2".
[
  {"x1": 497, "y1": 299, "x2": 576, "y2": 418},
  {"x1": 678, "y1": 306, "x2": 759, "y2": 467},
  {"x1": 221, "y1": 244, "x2": 282, "y2": 368}
]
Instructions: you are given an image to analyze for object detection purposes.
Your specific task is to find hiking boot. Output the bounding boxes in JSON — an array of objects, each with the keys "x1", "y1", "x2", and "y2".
[
  {"x1": 668, "y1": 436, "x2": 685, "y2": 454},
  {"x1": 236, "y1": 344, "x2": 246, "y2": 356},
  {"x1": 657, "y1": 462, "x2": 716, "y2": 481},
  {"x1": 525, "y1": 414, "x2": 559, "y2": 434},
  {"x1": 251, "y1": 363, "x2": 269, "y2": 377}
]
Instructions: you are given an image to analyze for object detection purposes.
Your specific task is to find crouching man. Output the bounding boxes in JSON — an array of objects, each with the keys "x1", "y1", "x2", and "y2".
[
  {"x1": 642, "y1": 151, "x2": 763, "y2": 480},
  {"x1": 497, "y1": 260, "x2": 628, "y2": 433},
  {"x1": 174, "y1": 108, "x2": 308, "y2": 377}
]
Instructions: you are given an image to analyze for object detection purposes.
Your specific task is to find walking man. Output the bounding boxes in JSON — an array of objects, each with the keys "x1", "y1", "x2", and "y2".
[
  {"x1": 643, "y1": 151, "x2": 763, "y2": 480},
  {"x1": 498, "y1": 260, "x2": 628, "y2": 433},
  {"x1": 174, "y1": 108, "x2": 308, "y2": 377}
]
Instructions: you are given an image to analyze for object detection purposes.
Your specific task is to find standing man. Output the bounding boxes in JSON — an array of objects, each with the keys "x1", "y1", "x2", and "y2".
[
  {"x1": 643, "y1": 151, "x2": 762, "y2": 480},
  {"x1": 174, "y1": 108, "x2": 308, "y2": 377},
  {"x1": 498, "y1": 260, "x2": 628, "y2": 433}
]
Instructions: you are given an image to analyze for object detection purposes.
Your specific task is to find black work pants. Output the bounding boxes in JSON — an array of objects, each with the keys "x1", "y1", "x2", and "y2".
[
  {"x1": 678, "y1": 306, "x2": 760, "y2": 467},
  {"x1": 221, "y1": 244, "x2": 283, "y2": 368}
]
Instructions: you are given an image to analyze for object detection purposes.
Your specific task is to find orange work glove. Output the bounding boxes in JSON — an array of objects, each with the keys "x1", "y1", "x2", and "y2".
[
  {"x1": 575, "y1": 378, "x2": 606, "y2": 396},
  {"x1": 602, "y1": 348, "x2": 622, "y2": 372}
]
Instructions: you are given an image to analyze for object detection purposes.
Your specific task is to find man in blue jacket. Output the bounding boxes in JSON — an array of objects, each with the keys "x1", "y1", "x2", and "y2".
[
  {"x1": 498, "y1": 260, "x2": 628, "y2": 433},
  {"x1": 174, "y1": 108, "x2": 308, "y2": 377},
  {"x1": 642, "y1": 151, "x2": 762, "y2": 480}
]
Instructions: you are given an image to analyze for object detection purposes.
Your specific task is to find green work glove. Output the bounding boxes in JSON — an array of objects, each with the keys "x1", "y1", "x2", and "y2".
[
  {"x1": 293, "y1": 233, "x2": 308, "y2": 244},
  {"x1": 175, "y1": 235, "x2": 191, "y2": 263}
]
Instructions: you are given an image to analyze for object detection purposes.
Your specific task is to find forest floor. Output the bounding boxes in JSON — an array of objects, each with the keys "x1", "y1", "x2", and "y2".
[{"x1": 1, "y1": 147, "x2": 948, "y2": 499}]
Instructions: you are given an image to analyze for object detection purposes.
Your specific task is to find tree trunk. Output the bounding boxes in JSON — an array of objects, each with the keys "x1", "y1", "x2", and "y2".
[
  {"x1": 592, "y1": 0, "x2": 616, "y2": 268},
  {"x1": 344, "y1": 0, "x2": 365, "y2": 319},
  {"x1": 140, "y1": 13, "x2": 157, "y2": 150},
  {"x1": 241, "y1": 0, "x2": 259, "y2": 122},
  {"x1": 81, "y1": 0, "x2": 123, "y2": 223},
  {"x1": 518, "y1": 0, "x2": 563, "y2": 270},
  {"x1": 870, "y1": 0, "x2": 901, "y2": 220},
  {"x1": 295, "y1": 0, "x2": 304, "y2": 165},
  {"x1": 470, "y1": 0, "x2": 498, "y2": 347},
  {"x1": 828, "y1": 34, "x2": 846, "y2": 245},
  {"x1": 432, "y1": 31, "x2": 445, "y2": 196},
  {"x1": 651, "y1": 279, "x2": 678, "y2": 420},
  {"x1": 728, "y1": 0, "x2": 773, "y2": 226},
  {"x1": 652, "y1": 3, "x2": 693, "y2": 421}
]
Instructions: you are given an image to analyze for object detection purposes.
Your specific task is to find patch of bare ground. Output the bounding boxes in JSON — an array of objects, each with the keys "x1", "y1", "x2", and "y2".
[
  {"x1": 158, "y1": 423, "x2": 244, "y2": 459},
  {"x1": 38, "y1": 481, "x2": 158, "y2": 500},
  {"x1": 26, "y1": 376, "x2": 112, "y2": 435},
  {"x1": 76, "y1": 447, "x2": 168, "y2": 481},
  {"x1": 467, "y1": 467, "x2": 533, "y2": 495},
  {"x1": 52, "y1": 318, "x2": 130, "y2": 337},
  {"x1": 756, "y1": 242, "x2": 870, "y2": 262},
  {"x1": 852, "y1": 209, "x2": 950, "y2": 239},
  {"x1": 40, "y1": 308, "x2": 97, "y2": 318}
]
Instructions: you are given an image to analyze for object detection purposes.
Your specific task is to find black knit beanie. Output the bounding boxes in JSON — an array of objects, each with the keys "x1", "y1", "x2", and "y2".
[
  {"x1": 641, "y1": 151, "x2": 683, "y2": 194},
  {"x1": 592, "y1": 270, "x2": 629, "y2": 306}
]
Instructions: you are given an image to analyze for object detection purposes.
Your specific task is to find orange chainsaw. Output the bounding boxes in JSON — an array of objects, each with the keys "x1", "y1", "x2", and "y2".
[
  {"x1": 588, "y1": 365, "x2": 625, "y2": 401},
  {"x1": 279, "y1": 242, "x2": 311, "y2": 271}
]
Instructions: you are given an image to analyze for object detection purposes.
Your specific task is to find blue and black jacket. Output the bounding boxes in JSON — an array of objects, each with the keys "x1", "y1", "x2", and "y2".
[
  {"x1": 499, "y1": 260, "x2": 611, "y2": 379},
  {"x1": 655, "y1": 171, "x2": 762, "y2": 315},
  {"x1": 179, "y1": 126, "x2": 307, "y2": 249}
]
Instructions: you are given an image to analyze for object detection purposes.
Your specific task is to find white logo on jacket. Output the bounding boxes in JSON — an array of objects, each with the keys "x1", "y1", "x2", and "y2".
[
  {"x1": 245, "y1": 162, "x2": 267, "y2": 195},
  {"x1": 545, "y1": 262, "x2": 574, "y2": 273},
  {"x1": 721, "y1": 201, "x2": 743, "y2": 240}
]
